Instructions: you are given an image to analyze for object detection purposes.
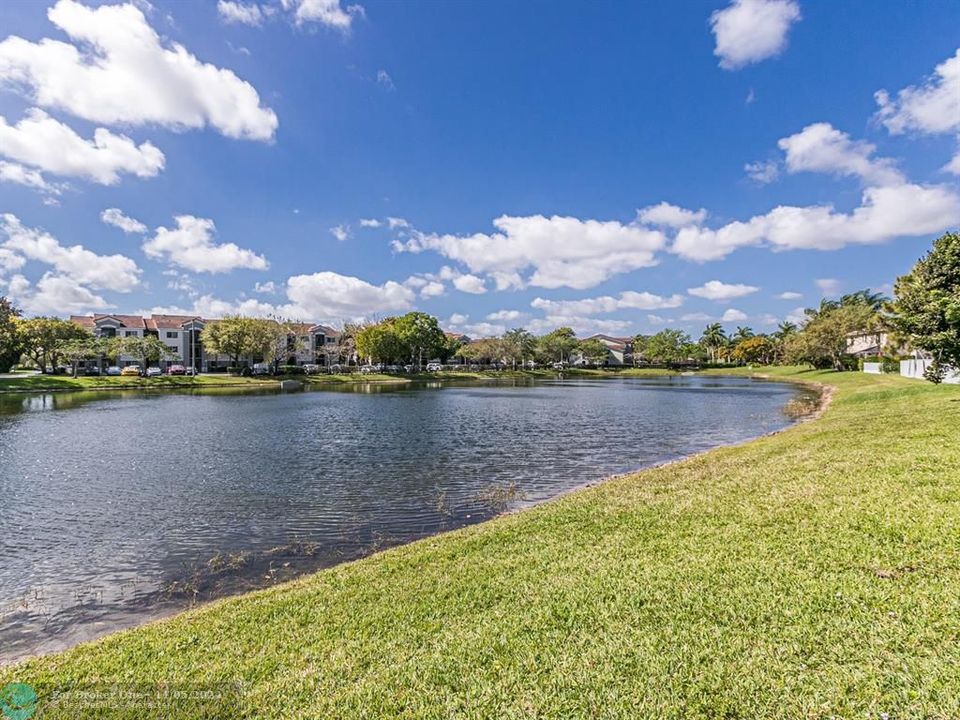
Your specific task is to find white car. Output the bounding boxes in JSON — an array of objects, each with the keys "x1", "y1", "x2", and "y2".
[
  {"x1": 426, "y1": 362, "x2": 443, "y2": 372},
  {"x1": 105, "y1": 366, "x2": 122, "y2": 376},
  {"x1": 145, "y1": 367, "x2": 162, "y2": 377}
]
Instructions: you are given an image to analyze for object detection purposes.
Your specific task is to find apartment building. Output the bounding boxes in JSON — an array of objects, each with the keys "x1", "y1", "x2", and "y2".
[{"x1": 69, "y1": 314, "x2": 341, "y2": 371}]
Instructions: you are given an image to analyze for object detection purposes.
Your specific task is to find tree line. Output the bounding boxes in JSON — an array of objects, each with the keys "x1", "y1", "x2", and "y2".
[{"x1": 1, "y1": 232, "x2": 957, "y2": 380}]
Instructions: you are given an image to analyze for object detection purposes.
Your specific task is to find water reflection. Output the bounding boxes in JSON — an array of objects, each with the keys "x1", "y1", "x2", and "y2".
[{"x1": 0, "y1": 376, "x2": 810, "y2": 662}]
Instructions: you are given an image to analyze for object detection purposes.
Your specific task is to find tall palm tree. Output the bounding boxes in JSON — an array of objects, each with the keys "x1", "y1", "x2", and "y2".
[
  {"x1": 733, "y1": 326, "x2": 755, "y2": 343},
  {"x1": 699, "y1": 323, "x2": 727, "y2": 362}
]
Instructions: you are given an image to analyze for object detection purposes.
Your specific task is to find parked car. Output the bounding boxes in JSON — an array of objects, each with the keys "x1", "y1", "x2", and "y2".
[
  {"x1": 328, "y1": 364, "x2": 342, "y2": 374},
  {"x1": 552, "y1": 361, "x2": 567, "y2": 370},
  {"x1": 303, "y1": 364, "x2": 321, "y2": 375},
  {"x1": 105, "y1": 366, "x2": 122, "y2": 376},
  {"x1": 426, "y1": 362, "x2": 443, "y2": 372},
  {"x1": 145, "y1": 367, "x2": 162, "y2": 377},
  {"x1": 252, "y1": 363, "x2": 271, "y2": 376},
  {"x1": 403, "y1": 364, "x2": 414, "y2": 373},
  {"x1": 167, "y1": 364, "x2": 186, "y2": 375},
  {"x1": 360, "y1": 364, "x2": 376, "y2": 374},
  {"x1": 120, "y1": 366, "x2": 141, "y2": 376},
  {"x1": 83, "y1": 366, "x2": 102, "y2": 376}
]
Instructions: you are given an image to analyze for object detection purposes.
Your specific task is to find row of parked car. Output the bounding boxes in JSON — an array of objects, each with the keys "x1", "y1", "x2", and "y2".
[{"x1": 91, "y1": 364, "x2": 195, "y2": 377}]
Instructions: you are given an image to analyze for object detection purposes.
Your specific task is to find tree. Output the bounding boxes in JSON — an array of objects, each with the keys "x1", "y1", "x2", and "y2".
[
  {"x1": 0, "y1": 297, "x2": 23, "y2": 372},
  {"x1": 393, "y1": 312, "x2": 447, "y2": 368},
  {"x1": 355, "y1": 319, "x2": 405, "y2": 364},
  {"x1": 732, "y1": 326, "x2": 755, "y2": 343},
  {"x1": 892, "y1": 231, "x2": 960, "y2": 382},
  {"x1": 731, "y1": 336, "x2": 774, "y2": 365},
  {"x1": 785, "y1": 302, "x2": 877, "y2": 370},
  {"x1": 632, "y1": 334, "x2": 650, "y2": 365},
  {"x1": 18, "y1": 317, "x2": 89, "y2": 373},
  {"x1": 59, "y1": 336, "x2": 106, "y2": 377},
  {"x1": 200, "y1": 316, "x2": 254, "y2": 367},
  {"x1": 502, "y1": 328, "x2": 536, "y2": 369},
  {"x1": 699, "y1": 323, "x2": 727, "y2": 363},
  {"x1": 537, "y1": 327, "x2": 578, "y2": 363},
  {"x1": 113, "y1": 335, "x2": 178, "y2": 370},
  {"x1": 645, "y1": 329, "x2": 691, "y2": 364},
  {"x1": 577, "y1": 338, "x2": 609, "y2": 366}
]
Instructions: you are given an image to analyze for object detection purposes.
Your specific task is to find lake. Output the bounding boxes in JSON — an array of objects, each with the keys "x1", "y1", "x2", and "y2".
[{"x1": 0, "y1": 375, "x2": 811, "y2": 663}]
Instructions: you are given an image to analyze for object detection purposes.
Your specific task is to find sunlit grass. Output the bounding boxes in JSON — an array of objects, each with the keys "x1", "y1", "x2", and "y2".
[{"x1": 5, "y1": 368, "x2": 960, "y2": 718}]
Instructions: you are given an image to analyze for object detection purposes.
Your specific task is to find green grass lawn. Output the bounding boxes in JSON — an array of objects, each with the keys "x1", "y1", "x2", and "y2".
[{"x1": 5, "y1": 369, "x2": 960, "y2": 718}]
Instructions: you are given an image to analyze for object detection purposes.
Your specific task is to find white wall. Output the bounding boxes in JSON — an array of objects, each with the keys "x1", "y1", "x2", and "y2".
[
  {"x1": 900, "y1": 358, "x2": 960, "y2": 384},
  {"x1": 863, "y1": 362, "x2": 882, "y2": 374}
]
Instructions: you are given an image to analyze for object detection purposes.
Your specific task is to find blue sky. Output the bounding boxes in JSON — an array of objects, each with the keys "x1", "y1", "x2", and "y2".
[{"x1": 0, "y1": 0, "x2": 958, "y2": 338}]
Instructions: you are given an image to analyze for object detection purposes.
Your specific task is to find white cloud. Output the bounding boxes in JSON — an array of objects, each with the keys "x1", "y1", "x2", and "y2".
[
  {"x1": 387, "y1": 217, "x2": 409, "y2": 229},
  {"x1": 101, "y1": 207, "x2": 147, "y2": 234},
  {"x1": 254, "y1": 280, "x2": 276, "y2": 294},
  {"x1": 721, "y1": 308, "x2": 748, "y2": 322},
  {"x1": 0, "y1": 247, "x2": 26, "y2": 274},
  {"x1": 376, "y1": 69, "x2": 394, "y2": 90},
  {"x1": 283, "y1": 0, "x2": 363, "y2": 30},
  {"x1": 419, "y1": 281, "x2": 445, "y2": 298},
  {"x1": 394, "y1": 214, "x2": 666, "y2": 290},
  {"x1": 143, "y1": 215, "x2": 268, "y2": 273},
  {"x1": 646, "y1": 314, "x2": 670, "y2": 326},
  {"x1": 447, "y1": 313, "x2": 468, "y2": 325},
  {"x1": 777, "y1": 291, "x2": 802, "y2": 300},
  {"x1": 0, "y1": 109, "x2": 164, "y2": 185},
  {"x1": 680, "y1": 312, "x2": 712, "y2": 322},
  {"x1": 0, "y1": 160, "x2": 61, "y2": 194},
  {"x1": 875, "y1": 49, "x2": 960, "y2": 136},
  {"x1": 710, "y1": 0, "x2": 801, "y2": 70},
  {"x1": 778, "y1": 122, "x2": 904, "y2": 185},
  {"x1": 330, "y1": 224, "x2": 350, "y2": 242},
  {"x1": 945, "y1": 152, "x2": 960, "y2": 176},
  {"x1": 1, "y1": 213, "x2": 140, "y2": 292},
  {"x1": 452, "y1": 273, "x2": 486, "y2": 294},
  {"x1": 785, "y1": 305, "x2": 807, "y2": 325},
  {"x1": 359, "y1": 218, "x2": 382, "y2": 228},
  {"x1": 815, "y1": 278, "x2": 842, "y2": 295},
  {"x1": 744, "y1": 159, "x2": 780, "y2": 184},
  {"x1": 528, "y1": 315, "x2": 633, "y2": 336},
  {"x1": 6, "y1": 272, "x2": 112, "y2": 314},
  {"x1": 282, "y1": 271, "x2": 414, "y2": 320},
  {"x1": 687, "y1": 280, "x2": 759, "y2": 301},
  {"x1": 635, "y1": 202, "x2": 707, "y2": 228},
  {"x1": 486, "y1": 309, "x2": 524, "y2": 322},
  {"x1": 217, "y1": 0, "x2": 264, "y2": 25},
  {"x1": 672, "y1": 182, "x2": 960, "y2": 261},
  {"x1": 531, "y1": 291, "x2": 684, "y2": 316},
  {"x1": 0, "y1": 0, "x2": 278, "y2": 141}
]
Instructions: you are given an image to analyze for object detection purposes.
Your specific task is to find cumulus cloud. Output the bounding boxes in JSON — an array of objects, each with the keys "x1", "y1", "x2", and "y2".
[
  {"x1": 394, "y1": 214, "x2": 666, "y2": 290},
  {"x1": 778, "y1": 123, "x2": 904, "y2": 185},
  {"x1": 0, "y1": 160, "x2": 61, "y2": 194},
  {"x1": 672, "y1": 182, "x2": 960, "y2": 261},
  {"x1": 635, "y1": 202, "x2": 707, "y2": 228},
  {"x1": 531, "y1": 291, "x2": 684, "y2": 316},
  {"x1": 143, "y1": 215, "x2": 269, "y2": 273},
  {"x1": 777, "y1": 291, "x2": 802, "y2": 300},
  {"x1": 101, "y1": 207, "x2": 147, "y2": 234},
  {"x1": 875, "y1": 49, "x2": 960, "y2": 136},
  {"x1": 744, "y1": 159, "x2": 780, "y2": 184},
  {"x1": 452, "y1": 273, "x2": 486, "y2": 294},
  {"x1": 5, "y1": 272, "x2": 112, "y2": 314},
  {"x1": 217, "y1": 0, "x2": 264, "y2": 25},
  {"x1": 710, "y1": 0, "x2": 801, "y2": 70},
  {"x1": 1, "y1": 213, "x2": 141, "y2": 292},
  {"x1": 330, "y1": 224, "x2": 350, "y2": 242},
  {"x1": 282, "y1": 271, "x2": 414, "y2": 319},
  {"x1": 0, "y1": 109, "x2": 164, "y2": 184},
  {"x1": 528, "y1": 315, "x2": 632, "y2": 336},
  {"x1": 486, "y1": 309, "x2": 524, "y2": 322},
  {"x1": 359, "y1": 218, "x2": 382, "y2": 228},
  {"x1": 688, "y1": 280, "x2": 759, "y2": 301},
  {"x1": 253, "y1": 280, "x2": 276, "y2": 294},
  {"x1": 0, "y1": 0, "x2": 278, "y2": 141},
  {"x1": 816, "y1": 278, "x2": 842, "y2": 295},
  {"x1": 721, "y1": 308, "x2": 748, "y2": 322},
  {"x1": 419, "y1": 281, "x2": 445, "y2": 298},
  {"x1": 283, "y1": 0, "x2": 364, "y2": 30}
]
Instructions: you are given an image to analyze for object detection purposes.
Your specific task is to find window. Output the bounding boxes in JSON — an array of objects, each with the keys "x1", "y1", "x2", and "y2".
[
  {"x1": 166, "y1": 331, "x2": 178, "y2": 338},
  {"x1": 124, "y1": 331, "x2": 138, "y2": 337},
  {"x1": 167, "y1": 345, "x2": 178, "y2": 353}
]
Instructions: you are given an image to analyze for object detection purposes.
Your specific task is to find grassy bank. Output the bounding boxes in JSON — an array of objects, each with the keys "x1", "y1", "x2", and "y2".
[
  {"x1": 0, "y1": 366, "x2": 677, "y2": 392},
  {"x1": 6, "y1": 369, "x2": 960, "y2": 717}
]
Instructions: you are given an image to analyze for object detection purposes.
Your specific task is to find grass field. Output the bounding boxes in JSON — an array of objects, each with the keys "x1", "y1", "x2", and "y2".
[{"x1": 4, "y1": 368, "x2": 959, "y2": 718}]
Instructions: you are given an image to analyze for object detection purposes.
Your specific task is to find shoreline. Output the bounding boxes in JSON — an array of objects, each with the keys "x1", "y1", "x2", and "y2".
[{"x1": 1, "y1": 372, "x2": 821, "y2": 667}]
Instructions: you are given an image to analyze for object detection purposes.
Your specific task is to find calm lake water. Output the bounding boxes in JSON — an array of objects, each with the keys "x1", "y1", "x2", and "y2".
[{"x1": 0, "y1": 376, "x2": 810, "y2": 662}]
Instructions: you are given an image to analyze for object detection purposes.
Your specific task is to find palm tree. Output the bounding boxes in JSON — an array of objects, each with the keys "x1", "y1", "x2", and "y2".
[
  {"x1": 699, "y1": 323, "x2": 727, "y2": 363},
  {"x1": 733, "y1": 326, "x2": 755, "y2": 343},
  {"x1": 774, "y1": 321, "x2": 797, "y2": 341}
]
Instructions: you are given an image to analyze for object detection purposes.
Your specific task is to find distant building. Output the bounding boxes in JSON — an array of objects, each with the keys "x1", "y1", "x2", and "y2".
[
  {"x1": 844, "y1": 329, "x2": 889, "y2": 357},
  {"x1": 580, "y1": 334, "x2": 634, "y2": 366},
  {"x1": 69, "y1": 314, "x2": 340, "y2": 371}
]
